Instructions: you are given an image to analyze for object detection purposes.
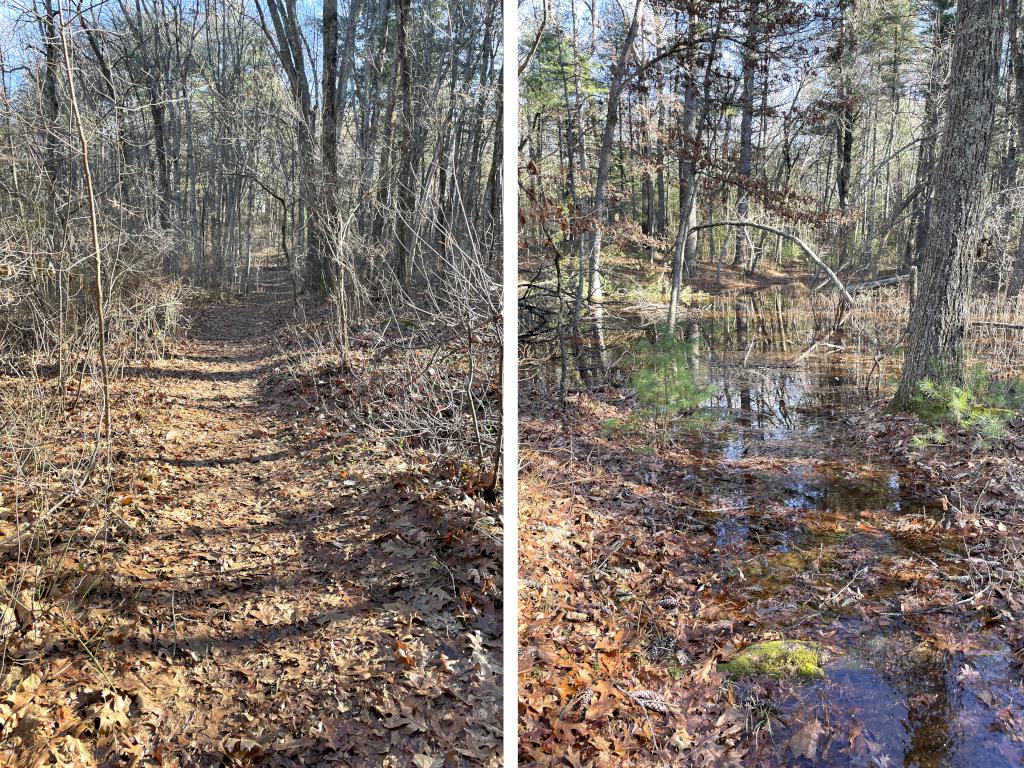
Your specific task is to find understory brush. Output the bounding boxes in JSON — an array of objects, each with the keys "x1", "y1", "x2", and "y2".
[
  {"x1": 1, "y1": 226, "x2": 189, "y2": 372},
  {"x1": 0, "y1": 372, "x2": 117, "y2": 686},
  {"x1": 908, "y1": 368, "x2": 1023, "y2": 446},
  {"x1": 0, "y1": 237, "x2": 189, "y2": 679},
  {"x1": 269, "y1": 279, "x2": 501, "y2": 497}
]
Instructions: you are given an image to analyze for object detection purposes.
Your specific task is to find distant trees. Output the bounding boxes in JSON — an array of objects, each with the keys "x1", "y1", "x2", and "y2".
[
  {"x1": 1, "y1": 0, "x2": 501, "y2": 363},
  {"x1": 520, "y1": 0, "x2": 1024, "y2": 399},
  {"x1": 584, "y1": 0, "x2": 644, "y2": 379}
]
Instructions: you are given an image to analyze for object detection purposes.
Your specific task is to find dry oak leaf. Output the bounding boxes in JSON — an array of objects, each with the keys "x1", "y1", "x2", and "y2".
[
  {"x1": 221, "y1": 736, "x2": 265, "y2": 762},
  {"x1": 0, "y1": 671, "x2": 43, "y2": 739},
  {"x1": 0, "y1": 605, "x2": 16, "y2": 642},
  {"x1": 45, "y1": 734, "x2": 97, "y2": 768},
  {"x1": 85, "y1": 689, "x2": 130, "y2": 736},
  {"x1": 395, "y1": 639, "x2": 416, "y2": 667},
  {"x1": 14, "y1": 590, "x2": 39, "y2": 631},
  {"x1": 789, "y1": 718, "x2": 825, "y2": 760}
]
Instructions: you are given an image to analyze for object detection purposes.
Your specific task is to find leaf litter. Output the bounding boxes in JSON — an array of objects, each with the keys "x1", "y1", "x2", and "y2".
[
  {"x1": 0, "y1": 291, "x2": 500, "y2": 766},
  {"x1": 518, "y1": 371, "x2": 1024, "y2": 767}
]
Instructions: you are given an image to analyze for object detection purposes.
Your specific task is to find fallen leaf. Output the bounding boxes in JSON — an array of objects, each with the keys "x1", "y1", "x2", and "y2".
[{"x1": 789, "y1": 718, "x2": 824, "y2": 760}]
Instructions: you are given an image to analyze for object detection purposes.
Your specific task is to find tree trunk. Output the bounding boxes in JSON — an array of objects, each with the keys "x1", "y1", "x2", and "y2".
[
  {"x1": 586, "y1": 0, "x2": 644, "y2": 378},
  {"x1": 394, "y1": 0, "x2": 416, "y2": 284},
  {"x1": 321, "y1": 0, "x2": 340, "y2": 294},
  {"x1": 732, "y1": 0, "x2": 759, "y2": 271},
  {"x1": 40, "y1": 0, "x2": 61, "y2": 239},
  {"x1": 831, "y1": 0, "x2": 857, "y2": 270},
  {"x1": 57, "y1": 3, "x2": 111, "y2": 437},
  {"x1": 667, "y1": 72, "x2": 698, "y2": 332},
  {"x1": 903, "y1": 0, "x2": 949, "y2": 271},
  {"x1": 1007, "y1": 0, "x2": 1024, "y2": 294},
  {"x1": 893, "y1": 0, "x2": 1005, "y2": 407}
]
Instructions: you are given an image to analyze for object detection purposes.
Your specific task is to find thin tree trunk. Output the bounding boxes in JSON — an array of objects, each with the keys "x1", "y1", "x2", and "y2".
[
  {"x1": 394, "y1": 0, "x2": 416, "y2": 283},
  {"x1": 586, "y1": 0, "x2": 644, "y2": 378},
  {"x1": 57, "y1": 3, "x2": 111, "y2": 436},
  {"x1": 732, "y1": 0, "x2": 759, "y2": 270}
]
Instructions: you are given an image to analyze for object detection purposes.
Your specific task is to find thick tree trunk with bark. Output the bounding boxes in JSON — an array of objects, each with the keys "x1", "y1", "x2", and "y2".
[
  {"x1": 1007, "y1": 0, "x2": 1024, "y2": 295},
  {"x1": 893, "y1": 0, "x2": 1005, "y2": 408},
  {"x1": 903, "y1": 0, "x2": 949, "y2": 271}
]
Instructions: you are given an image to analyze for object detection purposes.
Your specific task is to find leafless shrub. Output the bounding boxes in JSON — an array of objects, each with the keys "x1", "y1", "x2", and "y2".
[
  {"x1": 0, "y1": 216, "x2": 187, "y2": 370},
  {"x1": 0, "y1": 371, "x2": 109, "y2": 678},
  {"x1": 0, "y1": 206, "x2": 187, "y2": 681},
  {"x1": 273, "y1": 208, "x2": 501, "y2": 491}
]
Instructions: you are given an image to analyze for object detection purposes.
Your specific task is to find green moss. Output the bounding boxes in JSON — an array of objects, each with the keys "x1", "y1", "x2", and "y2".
[
  {"x1": 771, "y1": 550, "x2": 810, "y2": 571},
  {"x1": 720, "y1": 640, "x2": 824, "y2": 679}
]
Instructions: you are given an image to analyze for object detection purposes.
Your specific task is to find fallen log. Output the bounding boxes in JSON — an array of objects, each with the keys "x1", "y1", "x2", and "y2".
[
  {"x1": 971, "y1": 320, "x2": 1024, "y2": 330},
  {"x1": 689, "y1": 220, "x2": 855, "y2": 305},
  {"x1": 847, "y1": 274, "x2": 910, "y2": 293}
]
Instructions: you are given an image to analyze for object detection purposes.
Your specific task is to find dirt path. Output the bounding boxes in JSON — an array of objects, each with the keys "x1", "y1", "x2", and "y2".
[{"x1": 5, "y1": 288, "x2": 501, "y2": 767}]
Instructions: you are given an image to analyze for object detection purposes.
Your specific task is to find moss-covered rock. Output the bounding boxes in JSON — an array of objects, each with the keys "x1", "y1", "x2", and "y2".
[{"x1": 720, "y1": 640, "x2": 824, "y2": 679}]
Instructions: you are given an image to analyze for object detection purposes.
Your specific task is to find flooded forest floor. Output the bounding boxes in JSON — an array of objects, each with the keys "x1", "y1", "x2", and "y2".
[
  {"x1": 519, "y1": 280, "x2": 1024, "y2": 767},
  {"x1": 1, "y1": 283, "x2": 501, "y2": 766}
]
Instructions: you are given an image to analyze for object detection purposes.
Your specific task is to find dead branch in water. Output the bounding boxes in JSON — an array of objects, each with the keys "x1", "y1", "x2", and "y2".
[{"x1": 848, "y1": 274, "x2": 910, "y2": 293}]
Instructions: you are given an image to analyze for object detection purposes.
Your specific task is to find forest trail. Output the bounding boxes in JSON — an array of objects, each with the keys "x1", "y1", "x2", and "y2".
[{"x1": 7, "y1": 277, "x2": 501, "y2": 767}]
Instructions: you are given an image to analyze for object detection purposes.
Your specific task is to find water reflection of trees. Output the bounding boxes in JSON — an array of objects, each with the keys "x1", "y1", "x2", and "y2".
[{"x1": 687, "y1": 291, "x2": 884, "y2": 428}]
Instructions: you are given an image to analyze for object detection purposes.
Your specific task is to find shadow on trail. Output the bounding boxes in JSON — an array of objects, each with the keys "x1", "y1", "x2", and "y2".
[
  {"x1": 38, "y1": 283, "x2": 501, "y2": 766},
  {"x1": 144, "y1": 450, "x2": 295, "y2": 467},
  {"x1": 119, "y1": 364, "x2": 278, "y2": 382}
]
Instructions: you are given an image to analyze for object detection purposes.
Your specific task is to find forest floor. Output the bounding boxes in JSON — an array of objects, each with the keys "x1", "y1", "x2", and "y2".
[
  {"x1": 518, "y1": 289, "x2": 1024, "y2": 766},
  {"x1": 1, "y1": 286, "x2": 501, "y2": 767}
]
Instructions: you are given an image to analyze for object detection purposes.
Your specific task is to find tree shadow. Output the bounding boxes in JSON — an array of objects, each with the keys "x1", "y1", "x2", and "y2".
[
  {"x1": 10, "y1": 289, "x2": 500, "y2": 766},
  {"x1": 118, "y1": 364, "x2": 277, "y2": 382}
]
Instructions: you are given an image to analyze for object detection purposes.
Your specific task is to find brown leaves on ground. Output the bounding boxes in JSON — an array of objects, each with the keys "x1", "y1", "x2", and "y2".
[
  {"x1": 518, "y1": 383, "x2": 1024, "y2": 767},
  {"x1": 519, "y1": 390, "x2": 752, "y2": 767},
  {"x1": 845, "y1": 407, "x2": 1024, "y2": 641},
  {"x1": 0, "y1": 294, "x2": 500, "y2": 766},
  {"x1": 787, "y1": 718, "x2": 824, "y2": 760}
]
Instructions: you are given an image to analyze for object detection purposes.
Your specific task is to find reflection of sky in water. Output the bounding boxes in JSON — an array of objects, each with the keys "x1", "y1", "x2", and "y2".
[
  {"x1": 685, "y1": 354, "x2": 857, "y2": 461},
  {"x1": 820, "y1": 632, "x2": 1024, "y2": 768}
]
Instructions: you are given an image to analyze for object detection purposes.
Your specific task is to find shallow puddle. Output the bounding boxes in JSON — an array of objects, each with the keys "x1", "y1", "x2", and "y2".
[
  {"x1": 628, "y1": 292, "x2": 1024, "y2": 766},
  {"x1": 816, "y1": 631, "x2": 1024, "y2": 767}
]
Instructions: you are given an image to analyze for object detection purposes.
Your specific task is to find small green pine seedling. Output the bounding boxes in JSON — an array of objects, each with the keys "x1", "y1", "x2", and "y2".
[
  {"x1": 633, "y1": 336, "x2": 715, "y2": 437},
  {"x1": 911, "y1": 372, "x2": 1014, "y2": 447}
]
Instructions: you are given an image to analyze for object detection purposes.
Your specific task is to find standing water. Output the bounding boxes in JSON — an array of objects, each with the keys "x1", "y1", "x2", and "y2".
[{"x1": 620, "y1": 289, "x2": 1024, "y2": 767}]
